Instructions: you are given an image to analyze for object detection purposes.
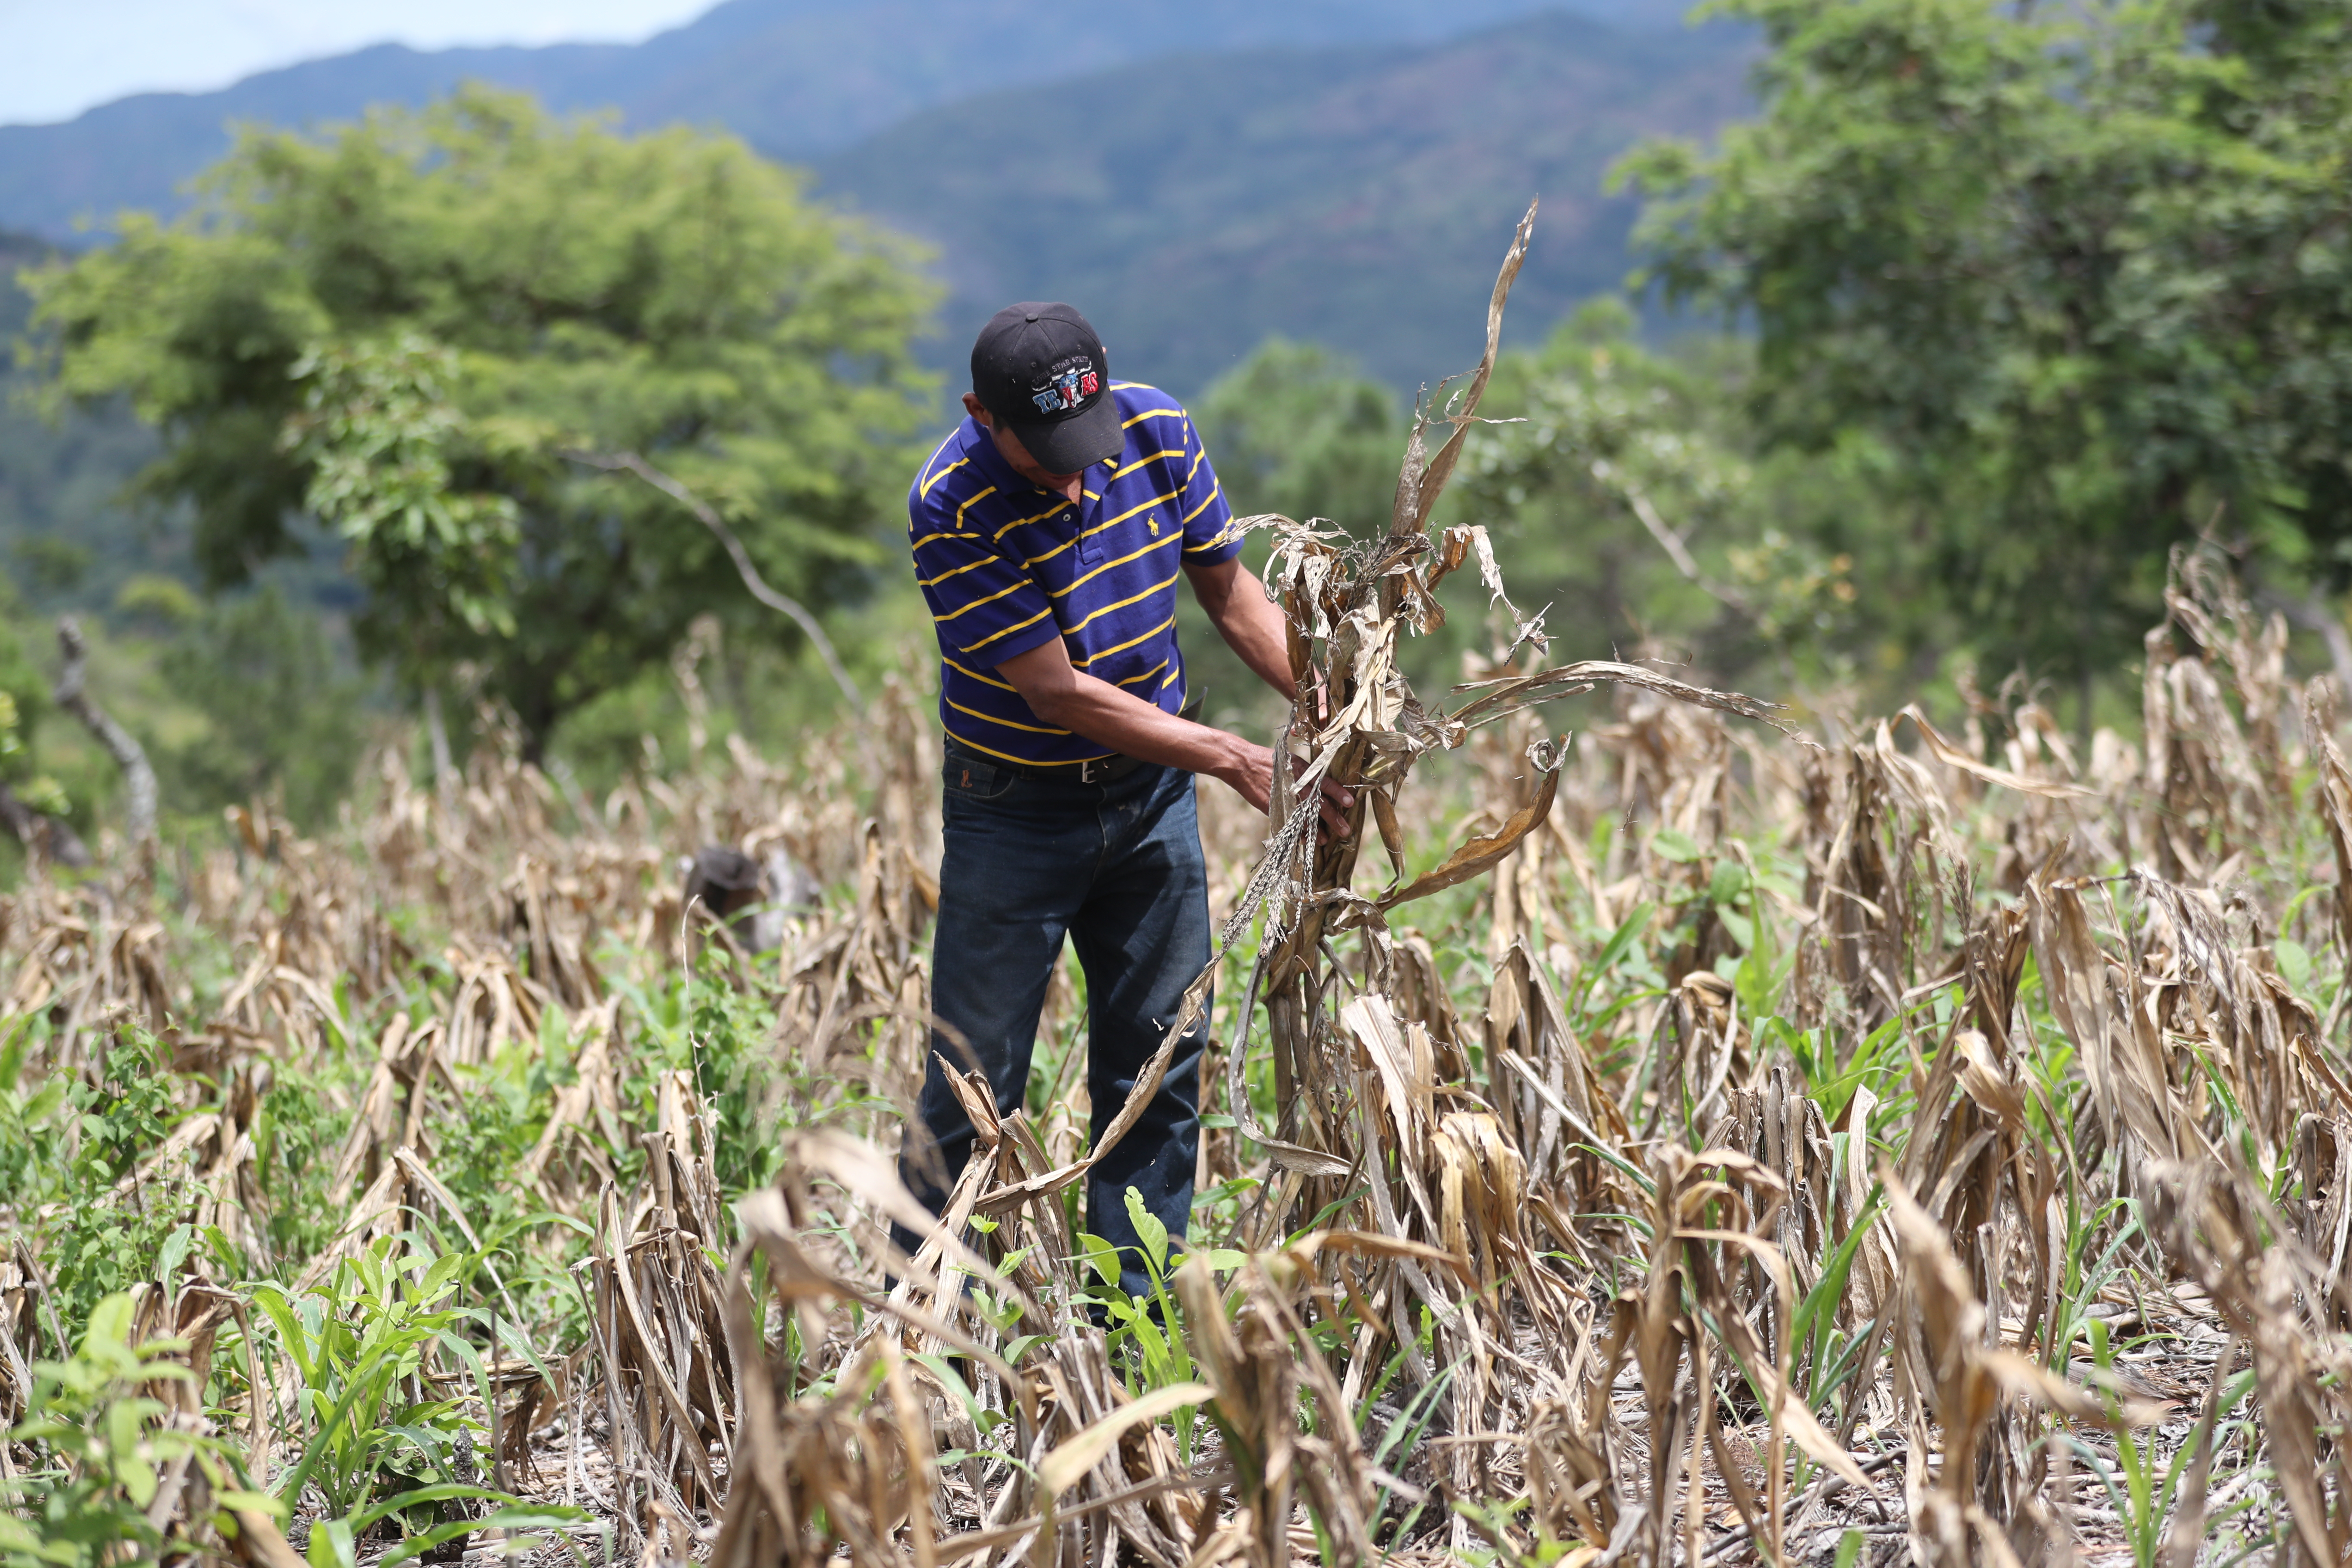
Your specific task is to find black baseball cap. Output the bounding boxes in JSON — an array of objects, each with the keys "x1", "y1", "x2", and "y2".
[{"x1": 970, "y1": 302, "x2": 1124, "y2": 475}]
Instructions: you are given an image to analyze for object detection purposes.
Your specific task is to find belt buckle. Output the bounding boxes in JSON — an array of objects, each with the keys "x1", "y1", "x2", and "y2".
[{"x1": 1080, "y1": 757, "x2": 1105, "y2": 784}]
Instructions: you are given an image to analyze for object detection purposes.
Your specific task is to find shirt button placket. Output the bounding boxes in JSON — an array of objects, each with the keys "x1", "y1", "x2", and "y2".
[{"x1": 1073, "y1": 472, "x2": 1102, "y2": 568}]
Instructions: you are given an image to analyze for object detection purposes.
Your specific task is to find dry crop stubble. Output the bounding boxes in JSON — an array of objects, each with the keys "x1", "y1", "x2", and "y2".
[{"x1": 11, "y1": 213, "x2": 2352, "y2": 1568}]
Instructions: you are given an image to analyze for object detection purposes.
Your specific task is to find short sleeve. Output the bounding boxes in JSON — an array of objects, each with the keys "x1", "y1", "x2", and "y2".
[
  {"x1": 1176, "y1": 416, "x2": 1241, "y2": 564},
  {"x1": 911, "y1": 521, "x2": 1062, "y2": 664}
]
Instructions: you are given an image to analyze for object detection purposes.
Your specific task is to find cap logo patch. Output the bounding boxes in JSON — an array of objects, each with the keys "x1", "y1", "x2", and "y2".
[{"x1": 1029, "y1": 356, "x2": 1101, "y2": 415}]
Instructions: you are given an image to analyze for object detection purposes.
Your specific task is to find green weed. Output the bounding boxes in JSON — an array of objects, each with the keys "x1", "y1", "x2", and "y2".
[
  {"x1": 1, "y1": 1293, "x2": 277, "y2": 1568},
  {"x1": 252, "y1": 1237, "x2": 499, "y2": 1531}
]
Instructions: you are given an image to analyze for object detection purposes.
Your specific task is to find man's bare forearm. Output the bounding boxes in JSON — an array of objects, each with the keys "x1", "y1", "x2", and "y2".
[
  {"x1": 993, "y1": 635, "x2": 1344, "y2": 824},
  {"x1": 991, "y1": 574, "x2": 1351, "y2": 830},
  {"x1": 1023, "y1": 668, "x2": 1255, "y2": 778},
  {"x1": 1185, "y1": 557, "x2": 1295, "y2": 703}
]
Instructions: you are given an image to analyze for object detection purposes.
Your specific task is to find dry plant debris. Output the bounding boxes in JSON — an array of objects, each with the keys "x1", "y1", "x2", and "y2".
[{"x1": 9, "y1": 211, "x2": 2352, "y2": 1568}]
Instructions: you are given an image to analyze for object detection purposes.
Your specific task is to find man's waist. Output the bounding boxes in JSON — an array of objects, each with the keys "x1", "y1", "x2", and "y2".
[{"x1": 945, "y1": 698, "x2": 1202, "y2": 784}]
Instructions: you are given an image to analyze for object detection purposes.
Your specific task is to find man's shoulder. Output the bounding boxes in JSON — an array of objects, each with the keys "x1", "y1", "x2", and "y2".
[
  {"x1": 1109, "y1": 382, "x2": 1189, "y2": 429},
  {"x1": 908, "y1": 423, "x2": 994, "y2": 531}
]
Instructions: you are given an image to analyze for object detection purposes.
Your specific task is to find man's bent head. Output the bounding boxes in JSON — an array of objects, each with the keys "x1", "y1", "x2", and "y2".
[{"x1": 968, "y1": 302, "x2": 1122, "y2": 476}]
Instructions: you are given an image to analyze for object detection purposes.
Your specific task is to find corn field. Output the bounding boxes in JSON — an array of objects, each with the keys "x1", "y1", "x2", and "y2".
[{"x1": 13, "y1": 224, "x2": 2352, "y2": 1568}]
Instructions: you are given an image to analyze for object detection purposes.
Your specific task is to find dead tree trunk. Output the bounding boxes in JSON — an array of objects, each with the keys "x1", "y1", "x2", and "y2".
[
  {"x1": 54, "y1": 616, "x2": 156, "y2": 845},
  {"x1": 424, "y1": 686, "x2": 459, "y2": 806}
]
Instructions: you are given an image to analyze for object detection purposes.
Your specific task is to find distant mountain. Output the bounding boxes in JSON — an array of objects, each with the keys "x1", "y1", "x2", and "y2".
[
  {"x1": 817, "y1": 13, "x2": 1754, "y2": 392},
  {"x1": 0, "y1": 0, "x2": 1693, "y2": 242}
]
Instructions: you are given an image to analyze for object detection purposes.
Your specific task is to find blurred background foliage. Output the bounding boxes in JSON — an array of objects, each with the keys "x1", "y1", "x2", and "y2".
[
  {"x1": 1, "y1": 0, "x2": 2349, "y2": 863},
  {"x1": 21, "y1": 86, "x2": 937, "y2": 762},
  {"x1": 1620, "y1": 0, "x2": 2352, "y2": 715}
]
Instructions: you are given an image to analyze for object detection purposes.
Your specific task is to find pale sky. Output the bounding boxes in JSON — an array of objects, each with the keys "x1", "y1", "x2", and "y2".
[{"x1": 0, "y1": 0, "x2": 717, "y2": 126}]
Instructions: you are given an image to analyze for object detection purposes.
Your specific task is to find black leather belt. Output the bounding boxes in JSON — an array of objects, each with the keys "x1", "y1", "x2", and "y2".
[{"x1": 947, "y1": 698, "x2": 1202, "y2": 785}]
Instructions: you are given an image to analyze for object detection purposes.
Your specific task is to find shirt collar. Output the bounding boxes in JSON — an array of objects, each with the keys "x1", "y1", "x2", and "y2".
[{"x1": 958, "y1": 414, "x2": 1115, "y2": 501}]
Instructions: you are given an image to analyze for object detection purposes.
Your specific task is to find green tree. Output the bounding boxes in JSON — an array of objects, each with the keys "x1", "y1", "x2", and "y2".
[
  {"x1": 24, "y1": 87, "x2": 937, "y2": 753},
  {"x1": 1195, "y1": 321, "x2": 1880, "y2": 692},
  {"x1": 1462, "y1": 299, "x2": 1873, "y2": 682},
  {"x1": 1617, "y1": 0, "x2": 2352, "y2": 690},
  {"x1": 155, "y1": 585, "x2": 370, "y2": 828},
  {"x1": 283, "y1": 331, "x2": 524, "y2": 680},
  {"x1": 1196, "y1": 340, "x2": 1403, "y2": 538}
]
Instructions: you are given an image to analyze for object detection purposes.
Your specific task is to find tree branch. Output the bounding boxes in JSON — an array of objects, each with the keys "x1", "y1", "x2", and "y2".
[
  {"x1": 0, "y1": 783, "x2": 90, "y2": 869},
  {"x1": 54, "y1": 616, "x2": 156, "y2": 844},
  {"x1": 423, "y1": 685, "x2": 458, "y2": 804},
  {"x1": 1623, "y1": 487, "x2": 1754, "y2": 615},
  {"x1": 565, "y1": 450, "x2": 865, "y2": 714}
]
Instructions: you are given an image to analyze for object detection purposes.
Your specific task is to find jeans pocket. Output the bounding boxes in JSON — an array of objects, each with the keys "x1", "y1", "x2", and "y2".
[{"x1": 943, "y1": 755, "x2": 1016, "y2": 802}]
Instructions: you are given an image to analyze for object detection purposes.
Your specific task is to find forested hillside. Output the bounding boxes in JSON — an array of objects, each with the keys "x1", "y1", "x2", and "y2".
[
  {"x1": 0, "y1": 232, "x2": 178, "y2": 617},
  {"x1": 0, "y1": 5, "x2": 1755, "y2": 744},
  {"x1": 818, "y1": 13, "x2": 1752, "y2": 389},
  {"x1": 0, "y1": 0, "x2": 1690, "y2": 240}
]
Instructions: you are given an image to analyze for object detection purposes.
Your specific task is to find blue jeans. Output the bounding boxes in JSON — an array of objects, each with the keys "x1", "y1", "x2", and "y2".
[{"x1": 894, "y1": 744, "x2": 1209, "y2": 1301}]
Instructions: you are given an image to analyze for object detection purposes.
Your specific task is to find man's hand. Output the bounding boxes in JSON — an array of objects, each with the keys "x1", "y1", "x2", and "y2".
[
  {"x1": 1206, "y1": 733, "x2": 1357, "y2": 839},
  {"x1": 1179, "y1": 554, "x2": 1354, "y2": 837},
  {"x1": 995, "y1": 637, "x2": 1354, "y2": 838}
]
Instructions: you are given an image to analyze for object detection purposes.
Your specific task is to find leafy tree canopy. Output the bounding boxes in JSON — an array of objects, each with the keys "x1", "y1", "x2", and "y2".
[
  {"x1": 24, "y1": 87, "x2": 938, "y2": 750},
  {"x1": 1198, "y1": 309, "x2": 1884, "y2": 696},
  {"x1": 1462, "y1": 299, "x2": 1878, "y2": 683},
  {"x1": 1617, "y1": 0, "x2": 2352, "y2": 683},
  {"x1": 1196, "y1": 339, "x2": 1403, "y2": 539}
]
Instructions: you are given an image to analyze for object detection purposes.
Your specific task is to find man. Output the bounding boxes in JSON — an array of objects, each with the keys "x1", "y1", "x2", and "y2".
[{"x1": 894, "y1": 302, "x2": 1348, "y2": 1298}]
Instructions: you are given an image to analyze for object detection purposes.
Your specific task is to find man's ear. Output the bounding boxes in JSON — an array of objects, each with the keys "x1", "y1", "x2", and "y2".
[{"x1": 961, "y1": 392, "x2": 992, "y2": 428}]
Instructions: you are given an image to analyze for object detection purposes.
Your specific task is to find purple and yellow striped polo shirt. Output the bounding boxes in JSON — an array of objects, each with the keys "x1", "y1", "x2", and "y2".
[{"x1": 907, "y1": 382, "x2": 1242, "y2": 768}]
